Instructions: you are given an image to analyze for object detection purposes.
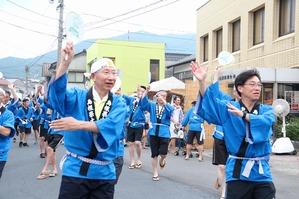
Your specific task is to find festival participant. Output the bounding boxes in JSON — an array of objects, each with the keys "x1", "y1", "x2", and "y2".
[
  {"x1": 0, "y1": 88, "x2": 16, "y2": 179},
  {"x1": 140, "y1": 86, "x2": 174, "y2": 181},
  {"x1": 48, "y1": 41, "x2": 127, "y2": 198},
  {"x1": 16, "y1": 97, "x2": 34, "y2": 147},
  {"x1": 191, "y1": 61, "x2": 276, "y2": 199},
  {"x1": 181, "y1": 101, "x2": 204, "y2": 161},
  {"x1": 37, "y1": 102, "x2": 64, "y2": 180},
  {"x1": 122, "y1": 86, "x2": 146, "y2": 169}
]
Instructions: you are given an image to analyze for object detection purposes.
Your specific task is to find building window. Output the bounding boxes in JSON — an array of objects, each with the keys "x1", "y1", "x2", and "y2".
[
  {"x1": 216, "y1": 28, "x2": 223, "y2": 57},
  {"x1": 68, "y1": 72, "x2": 84, "y2": 83},
  {"x1": 174, "y1": 70, "x2": 193, "y2": 82},
  {"x1": 232, "y1": 19, "x2": 241, "y2": 52},
  {"x1": 150, "y1": 59, "x2": 160, "y2": 83},
  {"x1": 279, "y1": 0, "x2": 295, "y2": 36},
  {"x1": 253, "y1": 7, "x2": 265, "y2": 45},
  {"x1": 202, "y1": 35, "x2": 209, "y2": 62}
]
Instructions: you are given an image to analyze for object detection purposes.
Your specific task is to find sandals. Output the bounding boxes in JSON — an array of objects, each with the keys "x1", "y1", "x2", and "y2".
[
  {"x1": 49, "y1": 172, "x2": 57, "y2": 177},
  {"x1": 135, "y1": 163, "x2": 142, "y2": 169},
  {"x1": 37, "y1": 172, "x2": 48, "y2": 180},
  {"x1": 128, "y1": 164, "x2": 135, "y2": 169},
  {"x1": 152, "y1": 176, "x2": 159, "y2": 181},
  {"x1": 40, "y1": 153, "x2": 46, "y2": 158},
  {"x1": 159, "y1": 159, "x2": 166, "y2": 170}
]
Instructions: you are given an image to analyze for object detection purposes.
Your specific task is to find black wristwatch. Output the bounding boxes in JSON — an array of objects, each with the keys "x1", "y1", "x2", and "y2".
[{"x1": 242, "y1": 111, "x2": 247, "y2": 119}]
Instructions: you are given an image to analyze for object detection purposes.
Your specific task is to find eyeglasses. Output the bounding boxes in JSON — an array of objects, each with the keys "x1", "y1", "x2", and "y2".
[{"x1": 244, "y1": 82, "x2": 263, "y2": 88}]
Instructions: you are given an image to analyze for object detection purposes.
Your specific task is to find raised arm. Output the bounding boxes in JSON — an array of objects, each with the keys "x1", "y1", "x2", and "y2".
[
  {"x1": 55, "y1": 41, "x2": 75, "y2": 80},
  {"x1": 7, "y1": 83, "x2": 18, "y2": 102},
  {"x1": 190, "y1": 61, "x2": 208, "y2": 96}
]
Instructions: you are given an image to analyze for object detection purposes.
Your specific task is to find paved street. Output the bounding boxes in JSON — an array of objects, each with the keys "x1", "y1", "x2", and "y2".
[{"x1": 0, "y1": 137, "x2": 298, "y2": 199}]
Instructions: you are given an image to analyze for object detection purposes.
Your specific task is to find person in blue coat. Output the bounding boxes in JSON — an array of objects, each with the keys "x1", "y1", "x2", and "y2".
[
  {"x1": 191, "y1": 61, "x2": 276, "y2": 199},
  {"x1": 122, "y1": 86, "x2": 146, "y2": 169},
  {"x1": 47, "y1": 42, "x2": 127, "y2": 199},
  {"x1": 0, "y1": 88, "x2": 16, "y2": 179},
  {"x1": 181, "y1": 101, "x2": 205, "y2": 161},
  {"x1": 16, "y1": 97, "x2": 34, "y2": 147},
  {"x1": 140, "y1": 86, "x2": 174, "y2": 181}
]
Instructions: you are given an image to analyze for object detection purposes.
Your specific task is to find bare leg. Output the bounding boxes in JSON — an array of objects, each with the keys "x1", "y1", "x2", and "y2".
[
  {"x1": 23, "y1": 133, "x2": 29, "y2": 144},
  {"x1": 197, "y1": 144, "x2": 204, "y2": 161},
  {"x1": 185, "y1": 144, "x2": 191, "y2": 159},
  {"x1": 128, "y1": 142, "x2": 135, "y2": 166},
  {"x1": 152, "y1": 156, "x2": 158, "y2": 177},
  {"x1": 135, "y1": 141, "x2": 142, "y2": 165},
  {"x1": 218, "y1": 165, "x2": 226, "y2": 198},
  {"x1": 51, "y1": 152, "x2": 58, "y2": 173},
  {"x1": 168, "y1": 138, "x2": 176, "y2": 153},
  {"x1": 41, "y1": 146, "x2": 54, "y2": 173},
  {"x1": 40, "y1": 137, "x2": 45, "y2": 154}
]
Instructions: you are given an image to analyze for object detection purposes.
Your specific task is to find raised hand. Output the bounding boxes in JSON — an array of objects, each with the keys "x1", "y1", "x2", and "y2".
[{"x1": 190, "y1": 61, "x2": 208, "y2": 82}]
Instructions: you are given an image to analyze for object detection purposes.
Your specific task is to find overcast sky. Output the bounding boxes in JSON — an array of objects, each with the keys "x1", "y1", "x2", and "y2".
[{"x1": 0, "y1": 0, "x2": 208, "y2": 59}]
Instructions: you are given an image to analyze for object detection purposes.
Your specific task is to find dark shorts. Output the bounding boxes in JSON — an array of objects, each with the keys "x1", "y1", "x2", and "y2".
[
  {"x1": 126, "y1": 126, "x2": 143, "y2": 142},
  {"x1": 19, "y1": 127, "x2": 31, "y2": 134},
  {"x1": 0, "y1": 161, "x2": 6, "y2": 178},
  {"x1": 212, "y1": 138, "x2": 228, "y2": 165},
  {"x1": 186, "y1": 130, "x2": 204, "y2": 145},
  {"x1": 39, "y1": 124, "x2": 48, "y2": 138},
  {"x1": 113, "y1": 156, "x2": 124, "y2": 185},
  {"x1": 226, "y1": 180, "x2": 276, "y2": 199},
  {"x1": 59, "y1": 176, "x2": 115, "y2": 199},
  {"x1": 32, "y1": 120, "x2": 40, "y2": 131},
  {"x1": 47, "y1": 134, "x2": 63, "y2": 152},
  {"x1": 144, "y1": 123, "x2": 149, "y2": 130},
  {"x1": 149, "y1": 135, "x2": 169, "y2": 158}
]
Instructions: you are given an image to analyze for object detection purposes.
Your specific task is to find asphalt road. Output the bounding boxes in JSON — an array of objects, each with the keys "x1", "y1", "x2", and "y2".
[{"x1": 0, "y1": 137, "x2": 298, "y2": 199}]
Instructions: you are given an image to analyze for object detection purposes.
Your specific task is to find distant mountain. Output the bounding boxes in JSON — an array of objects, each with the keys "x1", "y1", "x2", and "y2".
[{"x1": 0, "y1": 32, "x2": 195, "y2": 79}]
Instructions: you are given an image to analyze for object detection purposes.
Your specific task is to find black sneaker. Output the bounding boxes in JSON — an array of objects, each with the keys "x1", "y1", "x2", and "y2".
[
  {"x1": 23, "y1": 143, "x2": 29, "y2": 147},
  {"x1": 13, "y1": 138, "x2": 16, "y2": 143},
  {"x1": 19, "y1": 142, "x2": 23, "y2": 147}
]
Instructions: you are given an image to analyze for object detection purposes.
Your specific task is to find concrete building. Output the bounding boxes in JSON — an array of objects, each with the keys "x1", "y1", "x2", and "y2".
[{"x1": 196, "y1": 0, "x2": 299, "y2": 113}]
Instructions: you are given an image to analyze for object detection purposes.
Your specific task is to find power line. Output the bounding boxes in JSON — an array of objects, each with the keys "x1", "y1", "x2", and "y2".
[
  {"x1": 0, "y1": 9, "x2": 56, "y2": 27},
  {"x1": 84, "y1": 0, "x2": 169, "y2": 27},
  {"x1": 86, "y1": 0, "x2": 180, "y2": 32},
  {"x1": 0, "y1": 19, "x2": 57, "y2": 37},
  {"x1": 6, "y1": 0, "x2": 57, "y2": 20}
]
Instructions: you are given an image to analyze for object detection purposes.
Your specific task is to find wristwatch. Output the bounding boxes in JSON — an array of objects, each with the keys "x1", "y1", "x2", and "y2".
[{"x1": 242, "y1": 111, "x2": 247, "y2": 119}]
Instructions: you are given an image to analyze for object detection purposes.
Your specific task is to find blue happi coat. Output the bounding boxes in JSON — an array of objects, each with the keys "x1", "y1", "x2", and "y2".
[
  {"x1": 196, "y1": 82, "x2": 275, "y2": 183},
  {"x1": 48, "y1": 73, "x2": 127, "y2": 180},
  {"x1": 181, "y1": 106, "x2": 204, "y2": 131},
  {"x1": 140, "y1": 95, "x2": 174, "y2": 138},
  {"x1": 122, "y1": 95, "x2": 146, "y2": 128},
  {"x1": 0, "y1": 109, "x2": 16, "y2": 161}
]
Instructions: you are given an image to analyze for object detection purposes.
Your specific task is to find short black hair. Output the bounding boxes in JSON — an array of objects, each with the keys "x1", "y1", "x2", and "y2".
[
  {"x1": 5, "y1": 90, "x2": 11, "y2": 95},
  {"x1": 140, "y1": 85, "x2": 146, "y2": 90},
  {"x1": 234, "y1": 68, "x2": 261, "y2": 97}
]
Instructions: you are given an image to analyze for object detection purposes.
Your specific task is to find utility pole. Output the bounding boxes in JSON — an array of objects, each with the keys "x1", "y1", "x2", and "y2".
[
  {"x1": 25, "y1": 65, "x2": 29, "y2": 95},
  {"x1": 56, "y1": 0, "x2": 64, "y2": 68}
]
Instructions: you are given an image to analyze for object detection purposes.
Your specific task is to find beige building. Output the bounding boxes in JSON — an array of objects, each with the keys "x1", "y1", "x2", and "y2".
[{"x1": 197, "y1": 0, "x2": 299, "y2": 112}]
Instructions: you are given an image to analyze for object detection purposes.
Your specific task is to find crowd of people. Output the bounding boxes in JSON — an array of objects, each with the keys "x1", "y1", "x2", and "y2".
[{"x1": 0, "y1": 41, "x2": 276, "y2": 199}]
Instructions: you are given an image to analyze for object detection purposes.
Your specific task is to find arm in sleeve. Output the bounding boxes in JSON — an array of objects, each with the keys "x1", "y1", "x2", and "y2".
[{"x1": 249, "y1": 105, "x2": 275, "y2": 143}]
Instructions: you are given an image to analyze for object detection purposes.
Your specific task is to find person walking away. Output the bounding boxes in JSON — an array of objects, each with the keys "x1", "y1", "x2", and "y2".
[{"x1": 181, "y1": 101, "x2": 204, "y2": 161}]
